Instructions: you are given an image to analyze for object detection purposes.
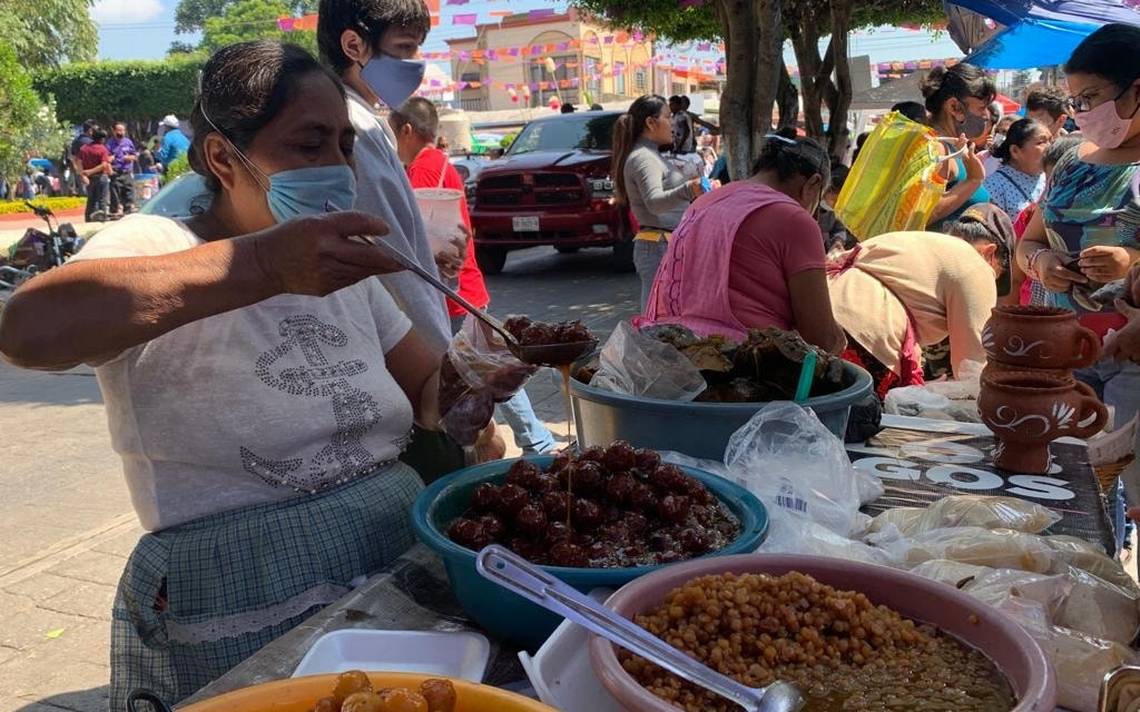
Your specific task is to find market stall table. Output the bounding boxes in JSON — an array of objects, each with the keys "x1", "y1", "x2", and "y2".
[{"x1": 180, "y1": 414, "x2": 1117, "y2": 709}]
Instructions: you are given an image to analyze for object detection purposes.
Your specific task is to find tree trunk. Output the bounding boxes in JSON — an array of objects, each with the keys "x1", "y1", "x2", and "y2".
[
  {"x1": 750, "y1": 0, "x2": 784, "y2": 156},
  {"x1": 776, "y1": 59, "x2": 799, "y2": 129},
  {"x1": 788, "y1": 17, "x2": 824, "y2": 140},
  {"x1": 715, "y1": 0, "x2": 756, "y2": 180},
  {"x1": 826, "y1": 0, "x2": 853, "y2": 159}
]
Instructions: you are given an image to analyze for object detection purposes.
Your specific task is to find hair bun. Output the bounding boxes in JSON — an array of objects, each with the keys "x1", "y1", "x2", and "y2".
[{"x1": 920, "y1": 67, "x2": 947, "y2": 99}]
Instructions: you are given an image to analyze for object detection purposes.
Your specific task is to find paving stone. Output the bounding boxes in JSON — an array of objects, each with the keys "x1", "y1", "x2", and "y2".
[
  {"x1": 91, "y1": 530, "x2": 143, "y2": 559},
  {"x1": 0, "y1": 602, "x2": 91, "y2": 652},
  {"x1": 0, "y1": 647, "x2": 108, "y2": 702},
  {"x1": 46, "y1": 551, "x2": 126, "y2": 588},
  {"x1": 2, "y1": 576, "x2": 74, "y2": 606},
  {"x1": 39, "y1": 582, "x2": 116, "y2": 622}
]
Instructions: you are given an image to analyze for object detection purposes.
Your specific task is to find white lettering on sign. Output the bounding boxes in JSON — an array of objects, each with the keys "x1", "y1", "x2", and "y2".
[
  {"x1": 851, "y1": 456, "x2": 1077, "y2": 502},
  {"x1": 1007, "y1": 475, "x2": 1077, "y2": 501},
  {"x1": 926, "y1": 465, "x2": 1005, "y2": 491},
  {"x1": 853, "y1": 457, "x2": 922, "y2": 481}
]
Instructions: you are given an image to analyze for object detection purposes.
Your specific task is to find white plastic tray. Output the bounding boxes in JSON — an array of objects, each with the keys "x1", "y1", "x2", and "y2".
[
  {"x1": 518, "y1": 589, "x2": 624, "y2": 712},
  {"x1": 292, "y1": 629, "x2": 490, "y2": 681}
]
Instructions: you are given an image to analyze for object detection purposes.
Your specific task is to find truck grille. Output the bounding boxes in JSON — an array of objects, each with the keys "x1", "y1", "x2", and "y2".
[{"x1": 477, "y1": 172, "x2": 585, "y2": 208}]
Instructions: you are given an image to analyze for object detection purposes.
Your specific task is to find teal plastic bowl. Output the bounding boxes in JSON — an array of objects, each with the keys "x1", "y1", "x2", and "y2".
[{"x1": 411, "y1": 456, "x2": 769, "y2": 650}]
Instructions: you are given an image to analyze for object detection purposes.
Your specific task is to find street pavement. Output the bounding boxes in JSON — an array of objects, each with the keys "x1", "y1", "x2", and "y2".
[{"x1": 0, "y1": 245, "x2": 638, "y2": 711}]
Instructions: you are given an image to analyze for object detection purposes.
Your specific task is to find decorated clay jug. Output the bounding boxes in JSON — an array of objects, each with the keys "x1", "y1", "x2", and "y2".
[
  {"x1": 979, "y1": 371, "x2": 1108, "y2": 474},
  {"x1": 982, "y1": 305, "x2": 1100, "y2": 370}
]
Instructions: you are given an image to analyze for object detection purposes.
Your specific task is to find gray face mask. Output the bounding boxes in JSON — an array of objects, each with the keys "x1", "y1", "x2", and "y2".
[{"x1": 954, "y1": 104, "x2": 989, "y2": 141}]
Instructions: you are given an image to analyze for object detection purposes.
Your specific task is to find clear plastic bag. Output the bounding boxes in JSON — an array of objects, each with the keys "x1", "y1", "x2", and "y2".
[
  {"x1": 1057, "y1": 566, "x2": 1140, "y2": 644},
  {"x1": 724, "y1": 402, "x2": 881, "y2": 536},
  {"x1": 439, "y1": 316, "x2": 537, "y2": 445},
  {"x1": 759, "y1": 509, "x2": 902, "y2": 568},
  {"x1": 590, "y1": 322, "x2": 706, "y2": 401},
  {"x1": 882, "y1": 526, "x2": 1057, "y2": 572},
  {"x1": 908, "y1": 559, "x2": 992, "y2": 588},
  {"x1": 1024, "y1": 621, "x2": 1137, "y2": 712},
  {"x1": 963, "y1": 569, "x2": 1073, "y2": 621},
  {"x1": 868, "y1": 495, "x2": 1060, "y2": 537},
  {"x1": 1043, "y1": 535, "x2": 1140, "y2": 593}
]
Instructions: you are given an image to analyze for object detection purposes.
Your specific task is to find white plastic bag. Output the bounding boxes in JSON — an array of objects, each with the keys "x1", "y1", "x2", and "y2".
[
  {"x1": 963, "y1": 569, "x2": 1073, "y2": 621},
  {"x1": 759, "y1": 509, "x2": 902, "y2": 568},
  {"x1": 1057, "y1": 566, "x2": 1140, "y2": 644},
  {"x1": 867, "y1": 495, "x2": 1060, "y2": 537},
  {"x1": 591, "y1": 322, "x2": 706, "y2": 401},
  {"x1": 724, "y1": 402, "x2": 880, "y2": 536},
  {"x1": 882, "y1": 360, "x2": 983, "y2": 422},
  {"x1": 881, "y1": 526, "x2": 1057, "y2": 572}
]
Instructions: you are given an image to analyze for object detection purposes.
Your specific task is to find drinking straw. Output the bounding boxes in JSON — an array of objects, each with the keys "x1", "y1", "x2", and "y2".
[{"x1": 794, "y1": 351, "x2": 817, "y2": 403}]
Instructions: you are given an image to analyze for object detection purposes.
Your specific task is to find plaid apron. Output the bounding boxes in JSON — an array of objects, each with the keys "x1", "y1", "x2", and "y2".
[{"x1": 110, "y1": 461, "x2": 423, "y2": 709}]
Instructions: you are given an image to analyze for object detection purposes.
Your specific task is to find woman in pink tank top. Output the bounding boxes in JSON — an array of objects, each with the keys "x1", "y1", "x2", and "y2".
[{"x1": 638, "y1": 135, "x2": 847, "y2": 354}]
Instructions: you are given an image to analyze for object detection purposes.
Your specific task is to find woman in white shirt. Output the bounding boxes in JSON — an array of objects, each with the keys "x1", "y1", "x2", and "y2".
[
  {"x1": 0, "y1": 41, "x2": 512, "y2": 707},
  {"x1": 984, "y1": 117, "x2": 1050, "y2": 218}
]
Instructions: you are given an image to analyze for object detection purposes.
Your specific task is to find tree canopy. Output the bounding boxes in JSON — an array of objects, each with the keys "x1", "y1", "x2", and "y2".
[
  {"x1": 0, "y1": 0, "x2": 98, "y2": 68},
  {"x1": 200, "y1": 0, "x2": 317, "y2": 56},
  {"x1": 573, "y1": 0, "x2": 943, "y2": 168},
  {"x1": 176, "y1": 0, "x2": 317, "y2": 33},
  {"x1": 34, "y1": 57, "x2": 206, "y2": 126},
  {"x1": 0, "y1": 44, "x2": 71, "y2": 183}
]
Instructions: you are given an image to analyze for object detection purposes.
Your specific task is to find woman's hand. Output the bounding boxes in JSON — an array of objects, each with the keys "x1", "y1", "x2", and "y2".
[
  {"x1": 1079, "y1": 245, "x2": 1133, "y2": 283},
  {"x1": 688, "y1": 177, "x2": 706, "y2": 198},
  {"x1": 1035, "y1": 251, "x2": 1087, "y2": 292},
  {"x1": 250, "y1": 211, "x2": 404, "y2": 297},
  {"x1": 962, "y1": 139, "x2": 986, "y2": 184},
  {"x1": 473, "y1": 422, "x2": 507, "y2": 463}
]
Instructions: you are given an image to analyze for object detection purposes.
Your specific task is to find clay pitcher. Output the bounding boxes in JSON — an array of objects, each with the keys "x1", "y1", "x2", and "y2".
[
  {"x1": 982, "y1": 305, "x2": 1100, "y2": 370},
  {"x1": 979, "y1": 371, "x2": 1108, "y2": 474}
]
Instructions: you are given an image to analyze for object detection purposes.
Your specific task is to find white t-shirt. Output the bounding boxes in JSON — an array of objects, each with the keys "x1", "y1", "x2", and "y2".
[
  {"x1": 72, "y1": 215, "x2": 415, "y2": 531},
  {"x1": 346, "y1": 89, "x2": 451, "y2": 355}
]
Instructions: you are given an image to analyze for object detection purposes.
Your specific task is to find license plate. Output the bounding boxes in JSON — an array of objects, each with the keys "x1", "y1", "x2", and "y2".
[{"x1": 513, "y1": 216, "x2": 540, "y2": 232}]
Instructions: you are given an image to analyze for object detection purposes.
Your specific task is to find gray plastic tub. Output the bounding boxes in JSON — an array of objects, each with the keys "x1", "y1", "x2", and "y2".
[{"x1": 570, "y1": 362, "x2": 873, "y2": 460}]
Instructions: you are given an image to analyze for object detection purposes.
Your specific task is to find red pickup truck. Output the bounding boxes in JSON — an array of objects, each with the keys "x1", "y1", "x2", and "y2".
[{"x1": 468, "y1": 111, "x2": 634, "y2": 275}]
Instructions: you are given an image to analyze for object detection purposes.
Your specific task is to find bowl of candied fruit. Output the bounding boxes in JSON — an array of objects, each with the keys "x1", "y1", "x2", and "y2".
[{"x1": 410, "y1": 441, "x2": 769, "y2": 649}]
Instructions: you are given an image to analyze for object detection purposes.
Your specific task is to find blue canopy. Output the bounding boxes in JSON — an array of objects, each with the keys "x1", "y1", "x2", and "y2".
[
  {"x1": 964, "y1": 18, "x2": 1102, "y2": 68},
  {"x1": 949, "y1": 0, "x2": 1140, "y2": 27},
  {"x1": 950, "y1": 0, "x2": 1140, "y2": 68}
]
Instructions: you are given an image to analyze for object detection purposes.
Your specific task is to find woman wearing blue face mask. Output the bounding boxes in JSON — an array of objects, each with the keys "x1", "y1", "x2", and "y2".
[{"x1": 0, "y1": 41, "x2": 499, "y2": 707}]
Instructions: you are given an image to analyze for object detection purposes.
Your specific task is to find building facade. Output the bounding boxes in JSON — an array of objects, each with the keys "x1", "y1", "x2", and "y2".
[{"x1": 448, "y1": 10, "x2": 666, "y2": 112}]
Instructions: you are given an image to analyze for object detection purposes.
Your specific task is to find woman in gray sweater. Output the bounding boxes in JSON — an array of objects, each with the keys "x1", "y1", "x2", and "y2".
[{"x1": 612, "y1": 95, "x2": 706, "y2": 309}]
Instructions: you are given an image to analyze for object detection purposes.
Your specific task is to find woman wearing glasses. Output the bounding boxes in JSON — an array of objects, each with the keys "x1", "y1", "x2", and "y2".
[
  {"x1": 1015, "y1": 23, "x2": 1140, "y2": 552},
  {"x1": 637, "y1": 135, "x2": 847, "y2": 354}
]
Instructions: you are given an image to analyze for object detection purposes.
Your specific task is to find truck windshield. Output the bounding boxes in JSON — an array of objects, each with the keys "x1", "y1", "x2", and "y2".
[{"x1": 507, "y1": 114, "x2": 618, "y2": 155}]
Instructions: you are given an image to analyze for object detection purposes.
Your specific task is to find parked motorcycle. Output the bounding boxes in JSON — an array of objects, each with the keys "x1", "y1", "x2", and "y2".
[{"x1": 0, "y1": 201, "x2": 82, "y2": 290}]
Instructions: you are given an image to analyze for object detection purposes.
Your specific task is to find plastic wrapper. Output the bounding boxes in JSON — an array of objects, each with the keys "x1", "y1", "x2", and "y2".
[
  {"x1": 867, "y1": 495, "x2": 1060, "y2": 537},
  {"x1": 759, "y1": 509, "x2": 902, "y2": 568},
  {"x1": 963, "y1": 569, "x2": 1072, "y2": 620},
  {"x1": 438, "y1": 317, "x2": 537, "y2": 446},
  {"x1": 723, "y1": 402, "x2": 880, "y2": 536},
  {"x1": 908, "y1": 559, "x2": 992, "y2": 588},
  {"x1": 881, "y1": 526, "x2": 1057, "y2": 572},
  {"x1": 590, "y1": 322, "x2": 706, "y2": 401},
  {"x1": 1056, "y1": 566, "x2": 1140, "y2": 644},
  {"x1": 1043, "y1": 534, "x2": 1140, "y2": 593},
  {"x1": 1026, "y1": 621, "x2": 1137, "y2": 712}
]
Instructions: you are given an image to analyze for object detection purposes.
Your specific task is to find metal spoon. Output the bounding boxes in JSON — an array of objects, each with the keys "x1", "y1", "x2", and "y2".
[{"x1": 475, "y1": 545, "x2": 804, "y2": 712}]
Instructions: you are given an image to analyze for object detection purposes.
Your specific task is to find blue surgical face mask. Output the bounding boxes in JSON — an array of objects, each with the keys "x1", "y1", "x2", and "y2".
[
  {"x1": 360, "y1": 52, "x2": 426, "y2": 108},
  {"x1": 199, "y1": 103, "x2": 357, "y2": 223}
]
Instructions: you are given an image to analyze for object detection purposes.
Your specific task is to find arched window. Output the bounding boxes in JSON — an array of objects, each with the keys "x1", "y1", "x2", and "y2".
[{"x1": 526, "y1": 30, "x2": 578, "y2": 107}]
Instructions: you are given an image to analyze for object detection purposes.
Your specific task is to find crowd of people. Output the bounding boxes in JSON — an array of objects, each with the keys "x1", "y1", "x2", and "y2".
[
  {"x1": 66, "y1": 114, "x2": 190, "y2": 221},
  {"x1": 621, "y1": 22, "x2": 1140, "y2": 554},
  {"x1": 0, "y1": 0, "x2": 1137, "y2": 706}
]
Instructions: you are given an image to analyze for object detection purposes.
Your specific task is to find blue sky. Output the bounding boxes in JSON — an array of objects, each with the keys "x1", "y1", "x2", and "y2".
[{"x1": 90, "y1": 0, "x2": 964, "y2": 67}]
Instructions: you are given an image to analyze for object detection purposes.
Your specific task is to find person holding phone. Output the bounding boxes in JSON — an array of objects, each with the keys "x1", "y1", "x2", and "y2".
[{"x1": 1016, "y1": 23, "x2": 1140, "y2": 553}]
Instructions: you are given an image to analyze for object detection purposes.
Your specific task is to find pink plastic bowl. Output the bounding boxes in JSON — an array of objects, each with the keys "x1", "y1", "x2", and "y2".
[{"x1": 588, "y1": 553, "x2": 1056, "y2": 712}]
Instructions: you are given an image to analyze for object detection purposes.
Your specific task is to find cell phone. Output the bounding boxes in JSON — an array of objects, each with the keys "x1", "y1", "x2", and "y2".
[{"x1": 700, "y1": 177, "x2": 712, "y2": 193}]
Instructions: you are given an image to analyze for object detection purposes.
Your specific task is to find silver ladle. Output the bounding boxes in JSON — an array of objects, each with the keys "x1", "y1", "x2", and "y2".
[
  {"x1": 341, "y1": 217, "x2": 596, "y2": 366},
  {"x1": 475, "y1": 545, "x2": 804, "y2": 712}
]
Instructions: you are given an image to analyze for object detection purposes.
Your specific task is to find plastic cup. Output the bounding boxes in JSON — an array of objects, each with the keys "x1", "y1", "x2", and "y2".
[{"x1": 414, "y1": 187, "x2": 465, "y2": 254}]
